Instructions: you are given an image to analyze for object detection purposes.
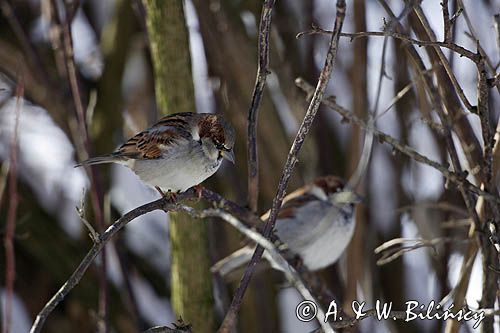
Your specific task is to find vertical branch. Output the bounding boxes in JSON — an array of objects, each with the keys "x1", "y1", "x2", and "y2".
[
  {"x1": 477, "y1": 51, "x2": 497, "y2": 333},
  {"x1": 441, "y1": 0, "x2": 452, "y2": 42},
  {"x1": 247, "y1": 0, "x2": 275, "y2": 213},
  {"x1": 218, "y1": 1, "x2": 346, "y2": 331},
  {"x1": 142, "y1": 1, "x2": 214, "y2": 332},
  {"x1": 2, "y1": 82, "x2": 22, "y2": 333},
  {"x1": 477, "y1": 58, "x2": 493, "y2": 194},
  {"x1": 375, "y1": 3, "x2": 497, "y2": 332},
  {"x1": 50, "y1": 0, "x2": 108, "y2": 330},
  {"x1": 345, "y1": 0, "x2": 367, "y2": 314}
]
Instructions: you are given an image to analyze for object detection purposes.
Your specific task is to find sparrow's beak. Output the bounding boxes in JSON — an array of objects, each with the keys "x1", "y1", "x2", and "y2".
[{"x1": 221, "y1": 149, "x2": 235, "y2": 164}]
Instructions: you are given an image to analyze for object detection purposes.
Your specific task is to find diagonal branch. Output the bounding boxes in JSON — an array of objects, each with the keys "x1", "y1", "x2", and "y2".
[
  {"x1": 177, "y1": 207, "x2": 334, "y2": 333},
  {"x1": 295, "y1": 79, "x2": 500, "y2": 205},
  {"x1": 29, "y1": 187, "x2": 256, "y2": 333},
  {"x1": 218, "y1": 1, "x2": 346, "y2": 332}
]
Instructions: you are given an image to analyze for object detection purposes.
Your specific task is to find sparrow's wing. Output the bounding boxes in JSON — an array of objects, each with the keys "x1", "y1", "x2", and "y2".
[
  {"x1": 117, "y1": 113, "x2": 196, "y2": 159},
  {"x1": 276, "y1": 193, "x2": 318, "y2": 219},
  {"x1": 259, "y1": 186, "x2": 310, "y2": 221},
  {"x1": 211, "y1": 245, "x2": 287, "y2": 278},
  {"x1": 275, "y1": 196, "x2": 331, "y2": 250},
  {"x1": 211, "y1": 245, "x2": 255, "y2": 277}
]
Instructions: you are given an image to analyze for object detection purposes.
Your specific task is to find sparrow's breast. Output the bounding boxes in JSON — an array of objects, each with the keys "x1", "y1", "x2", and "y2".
[
  {"x1": 276, "y1": 202, "x2": 355, "y2": 271},
  {"x1": 130, "y1": 141, "x2": 222, "y2": 192}
]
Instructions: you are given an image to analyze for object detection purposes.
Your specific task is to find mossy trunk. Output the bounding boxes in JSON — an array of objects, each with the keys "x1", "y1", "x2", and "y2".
[{"x1": 142, "y1": 1, "x2": 214, "y2": 332}]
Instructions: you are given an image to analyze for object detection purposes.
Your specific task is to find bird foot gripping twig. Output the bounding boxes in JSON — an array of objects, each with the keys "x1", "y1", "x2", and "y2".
[
  {"x1": 193, "y1": 184, "x2": 203, "y2": 200},
  {"x1": 155, "y1": 186, "x2": 178, "y2": 203}
]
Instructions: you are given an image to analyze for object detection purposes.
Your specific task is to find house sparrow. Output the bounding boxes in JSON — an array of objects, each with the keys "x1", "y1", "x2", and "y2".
[
  {"x1": 213, "y1": 176, "x2": 360, "y2": 274},
  {"x1": 77, "y1": 112, "x2": 235, "y2": 193}
]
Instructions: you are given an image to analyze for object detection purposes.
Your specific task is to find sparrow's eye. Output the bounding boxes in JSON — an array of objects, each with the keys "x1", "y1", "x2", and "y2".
[{"x1": 216, "y1": 142, "x2": 230, "y2": 151}]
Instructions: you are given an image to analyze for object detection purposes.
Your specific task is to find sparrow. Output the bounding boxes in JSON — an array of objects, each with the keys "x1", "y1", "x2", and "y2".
[
  {"x1": 212, "y1": 176, "x2": 360, "y2": 274},
  {"x1": 77, "y1": 112, "x2": 235, "y2": 193}
]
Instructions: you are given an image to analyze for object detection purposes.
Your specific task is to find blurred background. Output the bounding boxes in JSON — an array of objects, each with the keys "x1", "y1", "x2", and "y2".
[{"x1": 0, "y1": 0, "x2": 499, "y2": 332}]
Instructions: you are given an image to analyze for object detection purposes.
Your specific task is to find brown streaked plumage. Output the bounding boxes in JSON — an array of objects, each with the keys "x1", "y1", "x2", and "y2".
[
  {"x1": 313, "y1": 175, "x2": 345, "y2": 195},
  {"x1": 213, "y1": 175, "x2": 360, "y2": 274},
  {"x1": 77, "y1": 112, "x2": 235, "y2": 193},
  {"x1": 261, "y1": 175, "x2": 346, "y2": 221}
]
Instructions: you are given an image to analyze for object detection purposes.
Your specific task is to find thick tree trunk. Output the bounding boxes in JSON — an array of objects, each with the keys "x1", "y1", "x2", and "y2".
[{"x1": 142, "y1": 1, "x2": 214, "y2": 332}]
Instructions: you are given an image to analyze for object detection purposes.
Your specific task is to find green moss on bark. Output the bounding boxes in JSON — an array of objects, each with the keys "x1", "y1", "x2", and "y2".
[{"x1": 143, "y1": 1, "x2": 214, "y2": 331}]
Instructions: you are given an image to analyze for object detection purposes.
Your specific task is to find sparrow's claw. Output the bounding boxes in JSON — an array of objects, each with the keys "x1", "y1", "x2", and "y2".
[
  {"x1": 156, "y1": 186, "x2": 177, "y2": 203},
  {"x1": 193, "y1": 184, "x2": 203, "y2": 200},
  {"x1": 155, "y1": 186, "x2": 166, "y2": 197}
]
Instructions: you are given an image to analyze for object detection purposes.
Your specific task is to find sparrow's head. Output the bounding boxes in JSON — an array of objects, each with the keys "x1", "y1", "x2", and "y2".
[
  {"x1": 199, "y1": 114, "x2": 235, "y2": 163},
  {"x1": 312, "y1": 175, "x2": 362, "y2": 206}
]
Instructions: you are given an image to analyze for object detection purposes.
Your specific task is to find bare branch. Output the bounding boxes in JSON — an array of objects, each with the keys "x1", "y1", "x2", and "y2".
[
  {"x1": 441, "y1": 0, "x2": 452, "y2": 42},
  {"x1": 29, "y1": 186, "x2": 257, "y2": 333},
  {"x1": 3, "y1": 81, "x2": 22, "y2": 333},
  {"x1": 296, "y1": 28, "x2": 480, "y2": 64},
  {"x1": 295, "y1": 78, "x2": 500, "y2": 205},
  {"x1": 29, "y1": 198, "x2": 171, "y2": 333},
  {"x1": 375, "y1": 236, "x2": 469, "y2": 266},
  {"x1": 178, "y1": 206, "x2": 334, "y2": 332},
  {"x1": 49, "y1": 1, "x2": 111, "y2": 329},
  {"x1": 76, "y1": 190, "x2": 100, "y2": 243},
  {"x1": 247, "y1": 0, "x2": 275, "y2": 212},
  {"x1": 218, "y1": 2, "x2": 346, "y2": 332}
]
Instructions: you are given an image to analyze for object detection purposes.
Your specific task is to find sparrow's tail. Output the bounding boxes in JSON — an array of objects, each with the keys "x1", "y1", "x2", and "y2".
[
  {"x1": 75, "y1": 154, "x2": 121, "y2": 167},
  {"x1": 211, "y1": 246, "x2": 255, "y2": 277}
]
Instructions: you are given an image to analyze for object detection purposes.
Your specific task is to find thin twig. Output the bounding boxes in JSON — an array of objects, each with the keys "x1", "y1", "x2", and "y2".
[
  {"x1": 456, "y1": 0, "x2": 497, "y2": 75},
  {"x1": 477, "y1": 58, "x2": 495, "y2": 203},
  {"x1": 442, "y1": 0, "x2": 452, "y2": 42},
  {"x1": 217, "y1": 2, "x2": 346, "y2": 332},
  {"x1": 375, "y1": 236, "x2": 469, "y2": 266},
  {"x1": 296, "y1": 29, "x2": 480, "y2": 64},
  {"x1": 375, "y1": 79, "x2": 418, "y2": 121},
  {"x1": 0, "y1": 161, "x2": 9, "y2": 211},
  {"x1": 76, "y1": 190, "x2": 99, "y2": 243},
  {"x1": 413, "y1": 5, "x2": 475, "y2": 113},
  {"x1": 51, "y1": 1, "x2": 109, "y2": 330},
  {"x1": 396, "y1": 202, "x2": 469, "y2": 217},
  {"x1": 178, "y1": 207, "x2": 334, "y2": 333},
  {"x1": 295, "y1": 79, "x2": 500, "y2": 205},
  {"x1": 247, "y1": 0, "x2": 275, "y2": 213},
  {"x1": 29, "y1": 198, "x2": 167, "y2": 333},
  {"x1": 2, "y1": 81, "x2": 22, "y2": 333},
  {"x1": 29, "y1": 187, "x2": 266, "y2": 333},
  {"x1": 371, "y1": 11, "x2": 497, "y2": 326}
]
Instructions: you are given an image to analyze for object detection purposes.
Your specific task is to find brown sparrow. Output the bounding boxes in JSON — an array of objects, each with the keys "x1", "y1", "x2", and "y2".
[
  {"x1": 213, "y1": 176, "x2": 360, "y2": 273},
  {"x1": 77, "y1": 112, "x2": 235, "y2": 193}
]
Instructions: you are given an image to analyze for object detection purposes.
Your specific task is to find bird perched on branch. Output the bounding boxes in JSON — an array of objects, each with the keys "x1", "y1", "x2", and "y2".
[
  {"x1": 213, "y1": 176, "x2": 360, "y2": 274},
  {"x1": 77, "y1": 112, "x2": 235, "y2": 195}
]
